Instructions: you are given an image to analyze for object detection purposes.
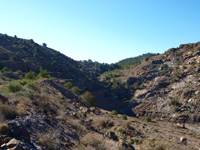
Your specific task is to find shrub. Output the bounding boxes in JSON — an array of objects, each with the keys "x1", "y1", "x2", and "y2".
[
  {"x1": 97, "y1": 119, "x2": 114, "y2": 129},
  {"x1": 145, "y1": 116, "x2": 151, "y2": 122},
  {"x1": 64, "y1": 82, "x2": 73, "y2": 89},
  {"x1": 8, "y1": 82, "x2": 22, "y2": 92},
  {"x1": 37, "y1": 70, "x2": 50, "y2": 79},
  {"x1": 25, "y1": 71, "x2": 36, "y2": 79},
  {"x1": 2, "y1": 66, "x2": 9, "y2": 72},
  {"x1": 19, "y1": 79, "x2": 27, "y2": 86},
  {"x1": 120, "y1": 114, "x2": 127, "y2": 120},
  {"x1": 170, "y1": 100, "x2": 178, "y2": 106},
  {"x1": 82, "y1": 91, "x2": 96, "y2": 107},
  {"x1": 0, "y1": 105, "x2": 18, "y2": 119},
  {"x1": 37, "y1": 131, "x2": 59, "y2": 150},
  {"x1": 110, "y1": 110, "x2": 118, "y2": 115},
  {"x1": 174, "y1": 107, "x2": 180, "y2": 112},
  {"x1": 0, "y1": 124, "x2": 11, "y2": 136},
  {"x1": 71, "y1": 86, "x2": 81, "y2": 95}
]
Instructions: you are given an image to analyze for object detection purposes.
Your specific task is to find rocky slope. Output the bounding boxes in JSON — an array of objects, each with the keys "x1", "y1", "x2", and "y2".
[{"x1": 101, "y1": 42, "x2": 200, "y2": 123}]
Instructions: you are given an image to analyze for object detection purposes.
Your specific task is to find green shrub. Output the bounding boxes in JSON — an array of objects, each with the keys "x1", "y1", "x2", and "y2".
[
  {"x1": 174, "y1": 107, "x2": 180, "y2": 112},
  {"x1": 170, "y1": 100, "x2": 178, "y2": 106},
  {"x1": 8, "y1": 82, "x2": 22, "y2": 92},
  {"x1": 71, "y1": 86, "x2": 81, "y2": 95},
  {"x1": 82, "y1": 91, "x2": 96, "y2": 107},
  {"x1": 19, "y1": 79, "x2": 27, "y2": 86},
  {"x1": 0, "y1": 124, "x2": 11, "y2": 136},
  {"x1": 145, "y1": 116, "x2": 151, "y2": 122},
  {"x1": 64, "y1": 82, "x2": 73, "y2": 89},
  {"x1": 110, "y1": 110, "x2": 118, "y2": 115},
  {"x1": 3, "y1": 66, "x2": 9, "y2": 72},
  {"x1": 0, "y1": 105, "x2": 18, "y2": 119},
  {"x1": 25, "y1": 71, "x2": 36, "y2": 79},
  {"x1": 37, "y1": 70, "x2": 50, "y2": 79},
  {"x1": 120, "y1": 114, "x2": 127, "y2": 120}
]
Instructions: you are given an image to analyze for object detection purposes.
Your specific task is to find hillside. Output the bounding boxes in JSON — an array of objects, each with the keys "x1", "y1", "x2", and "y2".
[
  {"x1": 100, "y1": 42, "x2": 200, "y2": 124},
  {"x1": 116, "y1": 53, "x2": 157, "y2": 67},
  {"x1": 0, "y1": 34, "x2": 199, "y2": 150}
]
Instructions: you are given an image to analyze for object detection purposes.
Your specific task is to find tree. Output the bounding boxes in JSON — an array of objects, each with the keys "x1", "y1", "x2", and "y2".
[
  {"x1": 42, "y1": 43, "x2": 47, "y2": 47},
  {"x1": 82, "y1": 91, "x2": 96, "y2": 107}
]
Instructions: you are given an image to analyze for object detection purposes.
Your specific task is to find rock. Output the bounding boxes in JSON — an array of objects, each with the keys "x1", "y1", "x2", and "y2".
[
  {"x1": 79, "y1": 107, "x2": 89, "y2": 113},
  {"x1": 6, "y1": 138, "x2": 19, "y2": 148},
  {"x1": 135, "y1": 89, "x2": 148, "y2": 99},
  {"x1": 176, "y1": 123, "x2": 185, "y2": 128},
  {"x1": 0, "y1": 135, "x2": 11, "y2": 145},
  {"x1": 1, "y1": 138, "x2": 28, "y2": 150},
  {"x1": 105, "y1": 132, "x2": 118, "y2": 141},
  {"x1": 118, "y1": 140, "x2": 135, "y2": 150},
  {"x1": 8, "y1": 122, "x2": 31, "y2": 143},
  {"x1": 193, "y1": 51, "x2": 200, "y2": 56},
  {"x1": 180, "y1": 137, "x2": 187, "y2": 145}
]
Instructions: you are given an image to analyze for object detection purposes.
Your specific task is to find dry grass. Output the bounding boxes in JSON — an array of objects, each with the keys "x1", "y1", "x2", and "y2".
[
  {"x1": 92, "y1": 116, "x2": 114, "y2": 130},
  {"x1": 81, "y1": 132, "x2": 118, "y2": 150},
  {"x1": 37, "y1": 130, "x2": 60, "y2": 150}
]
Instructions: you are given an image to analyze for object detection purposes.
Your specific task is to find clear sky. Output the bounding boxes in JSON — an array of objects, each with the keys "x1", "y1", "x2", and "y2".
[{"x1": 1, "y1": 0, "x2": 200, "y2": 64}]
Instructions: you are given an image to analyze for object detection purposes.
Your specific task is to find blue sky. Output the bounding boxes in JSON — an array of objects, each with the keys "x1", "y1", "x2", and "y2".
[{"x1": 1, "y1": 0, "x2": 200, "y2": 63}]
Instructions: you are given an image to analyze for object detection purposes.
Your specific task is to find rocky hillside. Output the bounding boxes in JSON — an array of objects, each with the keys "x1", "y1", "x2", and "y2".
[{"x1": 101, "y1": 42, "x2": 200, "y2": 123}]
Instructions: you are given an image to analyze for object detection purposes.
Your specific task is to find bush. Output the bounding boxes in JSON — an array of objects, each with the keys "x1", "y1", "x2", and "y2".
[
  {"x1": 25, "y1": 71, "x2": 36, "y2": 79},
  {"x1": 170, "y1": 100, "x2": 178, "y2": 106},
  {"x1": 120, "y1": 114, "x2": 127, "y2": 120},
  {"x1": 19, "y1": 79, "x2": 27, "y2": 86},
  {"x1": 71, "y1": 86, "x2": 81, "y2": 95},
  {"x1": 64, "y1": 82, "x2": 73, "y2": 89},
  {"x1": 82, "y1": 91, "x2": 96, "y2": 107},
  {"x1": 110, "y1": 110, "x2": 118, "y2": 115},
  {"x1": 2, "y1": 66, "x2": 9, "y2": 72},
  {"x1": 37, "y1": 70, "x2": 50, "y2": 79},
  {"x1": 8, "y1": 82, "x2": 22, "y2": 93},
  {"x1": 174, "y1": 107, "x2": 180, "y2": 112},
  {"x1": 0, "y1": 105, "x2": 18, "y2": 119},
  {"x1": 0, "y1": 124, "x2": 11, "y2": 136},
  {"x1": 145, "y1": 116, "x2": 151, "y2": 122}
]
